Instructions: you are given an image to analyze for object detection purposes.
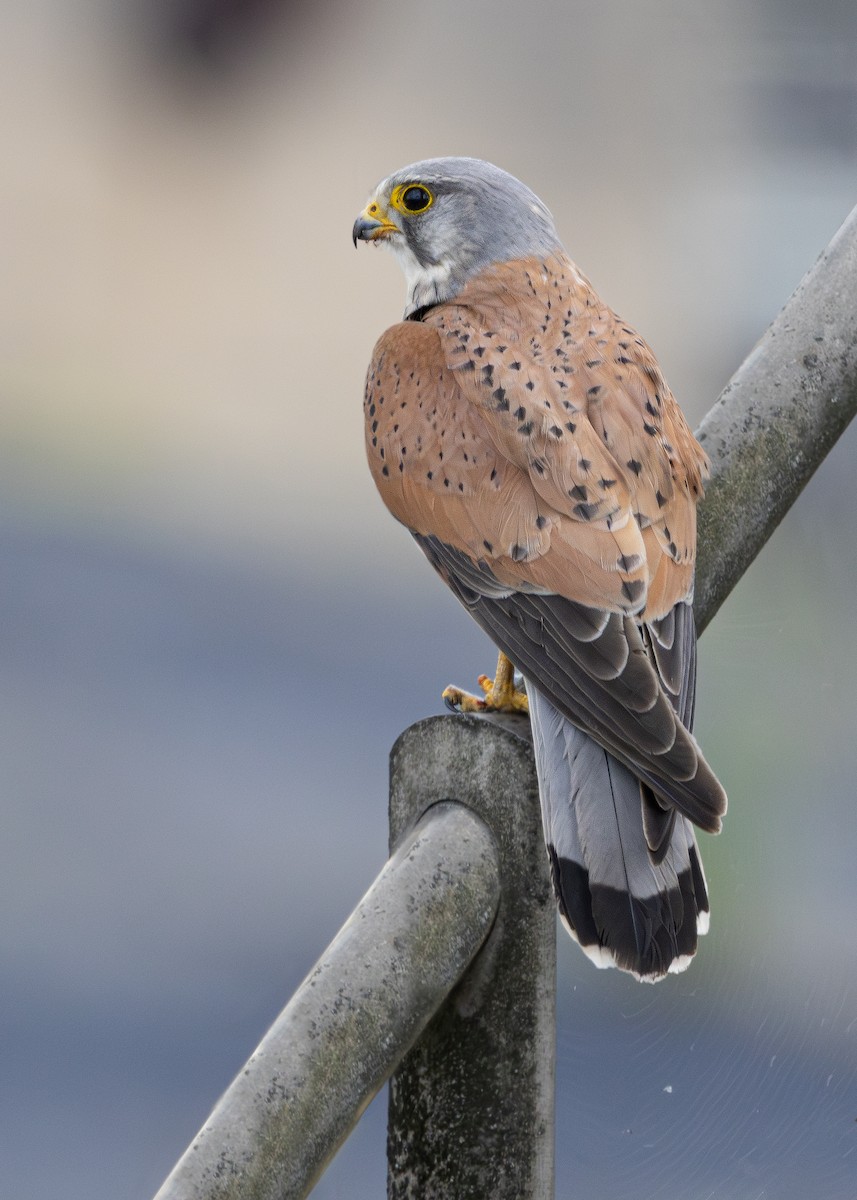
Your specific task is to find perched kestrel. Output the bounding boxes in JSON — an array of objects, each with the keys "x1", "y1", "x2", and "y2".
[{"x1": 354, "y1": 158, "x2": 727, "y2": 981}]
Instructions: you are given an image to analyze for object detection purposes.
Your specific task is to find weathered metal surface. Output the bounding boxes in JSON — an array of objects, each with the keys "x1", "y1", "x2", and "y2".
[{"x1": 387, "y1": 714, "x2": 555, "y2": 1200}]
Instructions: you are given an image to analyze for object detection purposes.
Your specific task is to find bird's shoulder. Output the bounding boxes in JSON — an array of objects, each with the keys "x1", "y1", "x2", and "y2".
[
  {"x1": 425, "y1": 254, "x2": 709, "y2": 617},
  {"x1": 362, "y1": 255, "x2": 706, "y2": 618}
]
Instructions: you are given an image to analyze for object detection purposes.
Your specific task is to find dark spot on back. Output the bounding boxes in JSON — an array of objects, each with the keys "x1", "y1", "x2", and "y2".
[{"x1": 621, "y1": 578, "x2": 645, "y2": 603}]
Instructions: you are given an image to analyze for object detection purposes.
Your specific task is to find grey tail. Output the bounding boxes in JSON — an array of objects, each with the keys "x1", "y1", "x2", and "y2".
[{"x1": 528, "y1": 686, "x2": 710, "y2": 981}]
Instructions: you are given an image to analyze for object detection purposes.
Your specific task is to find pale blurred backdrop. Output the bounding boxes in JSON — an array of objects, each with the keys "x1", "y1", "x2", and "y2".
[{"x1": 2, "y1": 2, "x2": 857, "y2": 1197}]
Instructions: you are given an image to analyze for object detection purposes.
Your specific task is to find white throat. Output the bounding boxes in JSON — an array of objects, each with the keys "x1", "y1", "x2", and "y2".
[{"x1": 387, "y1": 237, "x2": 455, "y2": 317}]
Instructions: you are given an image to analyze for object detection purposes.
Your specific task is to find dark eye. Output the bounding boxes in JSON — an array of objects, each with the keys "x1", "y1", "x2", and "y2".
[
  {"x1": 400, "y1": 185, "x2": 432, "y2": 213},
  {"x1": 402, "y1": 186, "x2": 430, "y2": 211}
]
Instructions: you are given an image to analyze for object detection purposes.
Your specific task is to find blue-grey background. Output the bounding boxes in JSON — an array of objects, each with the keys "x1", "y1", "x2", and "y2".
[{"x1": 2, "y1": 2, "x2": 857, "y2": 1197}]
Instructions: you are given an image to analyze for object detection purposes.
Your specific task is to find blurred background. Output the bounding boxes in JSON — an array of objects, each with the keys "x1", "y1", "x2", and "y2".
[{"x1": 2, "y1": 1, "x2": 857, "y2": 1197}]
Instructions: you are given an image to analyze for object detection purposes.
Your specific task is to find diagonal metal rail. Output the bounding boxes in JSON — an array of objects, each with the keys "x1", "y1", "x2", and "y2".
[
  {"x1": 154, "y1": 202, "x2": 857, "y2": 1200},
  {"x1": 694, "y1": 202, "x2": 857, "y2": 631}
]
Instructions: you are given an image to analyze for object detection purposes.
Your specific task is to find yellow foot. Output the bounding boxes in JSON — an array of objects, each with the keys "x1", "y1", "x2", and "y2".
[{"x1": 442, "y1": 652, "x2": 529, "y2": 715}]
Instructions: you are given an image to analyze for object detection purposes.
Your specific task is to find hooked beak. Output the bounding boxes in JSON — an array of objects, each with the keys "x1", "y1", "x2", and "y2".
[{"x1": 352, "y1": 200, "x2": 399, "y2": 247}]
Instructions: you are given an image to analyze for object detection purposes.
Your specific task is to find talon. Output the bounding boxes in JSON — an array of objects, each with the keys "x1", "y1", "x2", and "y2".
[
  {"x1": 442, "y1": 684, "x2": 487, "y2": 713},
  {"x1": 442, "y1": 653, "x2": 529, "y2": 715}
]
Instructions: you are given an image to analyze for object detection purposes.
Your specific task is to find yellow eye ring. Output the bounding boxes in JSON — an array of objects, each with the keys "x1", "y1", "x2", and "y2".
[{"x1": 390, "y1": 183, "x2": 434, "y2": 216}]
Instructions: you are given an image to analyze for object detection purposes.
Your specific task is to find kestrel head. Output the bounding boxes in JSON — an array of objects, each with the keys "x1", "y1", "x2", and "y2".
[{"x1": 353, "y1": 157, "x2": 563, "y2": 317}]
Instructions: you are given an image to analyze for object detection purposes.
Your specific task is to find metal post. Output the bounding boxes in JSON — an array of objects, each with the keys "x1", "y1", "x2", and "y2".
[
  {"x1": 153, "y1": 802, "x2": 500, "y2": 1200},
  {"x1": 387, "y1": 714, "x2": 555, "y2": 1200}
]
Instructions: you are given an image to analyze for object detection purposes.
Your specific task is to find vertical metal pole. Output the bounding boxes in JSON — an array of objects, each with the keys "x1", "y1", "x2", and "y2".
[{"x1": 387, "y1": 713, "x2": 556, "y2": 1200}]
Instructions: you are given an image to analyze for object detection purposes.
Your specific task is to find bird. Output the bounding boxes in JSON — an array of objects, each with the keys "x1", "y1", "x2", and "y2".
[{"x1": 353, "y1": 157, "x2": 727, "y2": 981}]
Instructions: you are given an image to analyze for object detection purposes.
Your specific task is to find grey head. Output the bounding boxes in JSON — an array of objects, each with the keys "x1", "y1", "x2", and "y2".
[{"x1": 353, "y1": 157, "x2": 564, "y2": 317}]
